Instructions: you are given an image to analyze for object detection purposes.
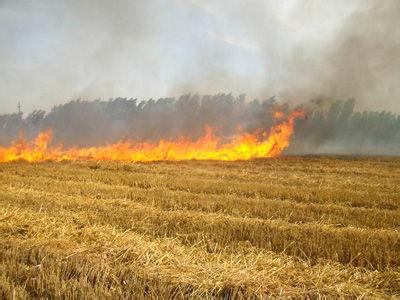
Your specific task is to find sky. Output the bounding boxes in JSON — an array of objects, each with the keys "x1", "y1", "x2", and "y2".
[{"x1": 0, "y1": 0, "x2": 399, "y2": 114}]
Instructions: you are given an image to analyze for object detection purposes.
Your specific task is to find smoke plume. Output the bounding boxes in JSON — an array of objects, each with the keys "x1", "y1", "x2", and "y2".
[
  {"x1": 282, "y1": 0, "x2": 400, "y2": 112},
  {"x1": 0, "y1": 0, "x2": 399, "y2": 113}
]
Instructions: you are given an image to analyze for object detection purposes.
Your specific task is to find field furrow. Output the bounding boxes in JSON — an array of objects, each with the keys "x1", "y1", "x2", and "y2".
[
  {"x1": 1, "y1": 172, "x2": 398, "y2": 229},
  {"x1": 1, "y1": 157, "x2": 399, "y2": 297},
  {"x1": 1, "y1": 206, "x2": 399, "y2": 298},
  {"x1": 1, "y1": 185, "x2": 398, "y2": 270}
]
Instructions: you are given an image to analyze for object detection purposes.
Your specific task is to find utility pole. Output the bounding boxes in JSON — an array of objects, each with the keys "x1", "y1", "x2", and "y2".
[{"x1": 17, "y1": 102, "x2": 22, "y2": 115}]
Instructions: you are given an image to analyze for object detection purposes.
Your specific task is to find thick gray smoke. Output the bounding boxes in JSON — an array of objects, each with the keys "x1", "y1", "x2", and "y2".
[
  {"x1": 282, "y1": 0, "x2": 400, "y2": 113},
  {"x1": 0, "y1": 1, "x2": 399, "y2": 113},
  {"x1": 1, "y1": 1, "x2": 399, "y2": 155}
]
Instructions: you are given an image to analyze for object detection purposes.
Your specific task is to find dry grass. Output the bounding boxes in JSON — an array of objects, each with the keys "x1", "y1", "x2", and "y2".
[{"x1": 1, "y1": 156, "x2": 399, "y2": 298}]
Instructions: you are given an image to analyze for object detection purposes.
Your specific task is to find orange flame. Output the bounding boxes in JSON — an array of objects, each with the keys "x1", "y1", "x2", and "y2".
[{"x1": 0, "y1": 111, "x2": 305, "y2": 163}]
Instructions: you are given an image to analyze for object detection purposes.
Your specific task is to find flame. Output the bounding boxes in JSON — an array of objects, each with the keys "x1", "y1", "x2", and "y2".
[
  {"x1": 0, "y1": 111, "x2": 305, "y2": 163},
  {"x1": 273, "y1": 111, "x2": 285, "y2": 119}
]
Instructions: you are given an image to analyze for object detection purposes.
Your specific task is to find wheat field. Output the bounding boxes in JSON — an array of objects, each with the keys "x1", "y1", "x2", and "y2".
[{"x1": 0, "y1": 157, "x2": 399, "y2": 298}]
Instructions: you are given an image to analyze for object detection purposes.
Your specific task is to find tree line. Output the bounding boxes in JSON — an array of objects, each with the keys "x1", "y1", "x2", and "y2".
[{"x1": 1, "y1": 94, "x2": 399, "y2": 155}]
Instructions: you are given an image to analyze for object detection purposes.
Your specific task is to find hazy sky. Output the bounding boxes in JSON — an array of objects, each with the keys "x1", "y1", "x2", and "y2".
[{"x1": 0, "y1": 0, "x2": 398, "y2": 114}]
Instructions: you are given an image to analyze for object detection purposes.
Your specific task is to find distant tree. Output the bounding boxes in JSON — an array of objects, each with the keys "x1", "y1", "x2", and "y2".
[{"x1": 0, "y1": 94, "x2": 399, "y2": 154}]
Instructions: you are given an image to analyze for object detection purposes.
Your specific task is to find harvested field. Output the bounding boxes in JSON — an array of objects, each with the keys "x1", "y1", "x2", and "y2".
[{"x1": 1, "y1": 157, "x2": 399, "y2": 298}]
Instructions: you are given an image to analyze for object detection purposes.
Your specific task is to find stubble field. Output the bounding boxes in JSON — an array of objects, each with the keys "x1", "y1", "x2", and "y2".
[{"x1": 0, "y1": 157, "x2": 399, "y2": 298}]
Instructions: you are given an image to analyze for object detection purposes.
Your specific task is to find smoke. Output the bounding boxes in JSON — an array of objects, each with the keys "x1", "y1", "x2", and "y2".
[
  {"x1": 282, "y1": 0, "x2": 400, "y2": 112},
  {"x1": 0, "y1": 1, "x2": 399, "y2": 114}
]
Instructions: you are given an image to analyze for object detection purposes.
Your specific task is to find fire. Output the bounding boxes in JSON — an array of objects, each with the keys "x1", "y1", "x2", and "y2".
[{"x1": 0, "y1": 111, "x2": 305, "y2": 163}]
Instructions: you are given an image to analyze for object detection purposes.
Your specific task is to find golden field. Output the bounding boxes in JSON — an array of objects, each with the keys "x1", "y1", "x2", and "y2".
[{"x1": 0, "y1": 157, "x2": 399, "y2": 298}]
